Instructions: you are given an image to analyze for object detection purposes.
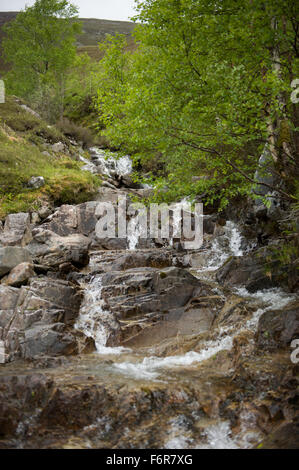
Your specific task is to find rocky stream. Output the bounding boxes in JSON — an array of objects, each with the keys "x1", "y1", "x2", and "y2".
[{"x1": 0, "y1": 147, "x2": 298, "y2": 449}]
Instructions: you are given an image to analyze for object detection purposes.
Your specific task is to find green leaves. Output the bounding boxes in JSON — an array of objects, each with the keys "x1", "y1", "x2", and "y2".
[
  {"x1": 3, "y1": 0, "x2": 80, "y2": 101},
  {"x1": 95, "y1": 0, "x2": 298, "y2": 208}
]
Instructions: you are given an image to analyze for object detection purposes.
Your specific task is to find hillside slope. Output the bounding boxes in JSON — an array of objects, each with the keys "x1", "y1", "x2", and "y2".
[
  {"x1": 0, "y1": 13, "x2": 136, "y2": 72},
  {"x1": 0, "y1": 96, "x2": 101, "y2": 219}
]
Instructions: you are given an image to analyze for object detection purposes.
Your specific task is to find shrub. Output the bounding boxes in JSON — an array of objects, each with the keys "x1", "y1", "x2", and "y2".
[{"x1": 56, "y1": 117, "x2": 94, "y2": 148}]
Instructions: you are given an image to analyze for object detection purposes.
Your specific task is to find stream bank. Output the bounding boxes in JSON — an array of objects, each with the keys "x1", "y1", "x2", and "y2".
[{"x1": 0, "y1": 147, "x2": 298, "y2": 449}]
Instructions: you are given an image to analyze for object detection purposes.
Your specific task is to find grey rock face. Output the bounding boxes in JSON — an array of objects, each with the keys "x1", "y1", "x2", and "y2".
[
  {"x1": 216, "y1": 243, "x2": 299, "y2": 293},
  {"x1": 42, "y1": 202, "x2": 98, "y2": 237},
  {"x1": 27, "y1": 229, "x2": 91, "y2": 268},
  {"x1": 0, "y1": 212, "x2": 31, "y2": 246},
  {"x1": 2, "y1": 277, "x2": 92, "y2": 361},
  {"x1": 216, "y1": 246, "x2": 287, "y2": 292},
  {"x1": 0, "y1": 247, "x2": 32, "y2": 277},
  {"x1": 0, "y1": 285, "x2": 19, "y2": 340},
  {"x1": 101, "y1": 266, "x2": 200, "y2": 320}
]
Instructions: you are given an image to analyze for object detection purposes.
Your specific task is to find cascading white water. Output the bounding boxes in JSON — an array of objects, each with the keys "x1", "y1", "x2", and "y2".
[
  {"x1": 127, "y1": 214, "x2": 141, "y2": 250},
  {"x1": 75, "y1": 274, "x2": 128, "y2": 355},
  {"x1": 196, "y1": 422, "x2": 240, "y2": 449},
  {"x1": 113, "y1": 333, "x2": 234, "y2": 380},
  {"x1": 111, "y1": 286, "x2": 298, "y2": 381},
  {"x1": 235, "y1": 287, "x2": 297, "y2": 330},
  {"x1": 80, "y1": 147, "x2": 132, "y2": 179},
  {"x1": 79, "y1": 155, "x2": 98, "y2": 174},
  {"x1": 198, "y1": 220, "x2": 244, "y2": 273},
  {"x1": 89, "y1": 147, "x2": 132, "y2": 178}
]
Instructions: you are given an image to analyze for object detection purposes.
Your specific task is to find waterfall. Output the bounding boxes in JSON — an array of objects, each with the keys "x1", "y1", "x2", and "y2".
[
  {"x1": 80, "y1": 147, "x2": 133, "y2": 179},
  {"x1": 127, "y1": 214, "x2": 141, "y2": 250},
  {"x1": 196, "y1": 220, "x2": 244, "y2": 273},
  {"x1": 75, "y1": 274, "x2": 128, "y2": 355},
  {"x1": 89, "y1": 147, "x2": 132, "y2": 178}
]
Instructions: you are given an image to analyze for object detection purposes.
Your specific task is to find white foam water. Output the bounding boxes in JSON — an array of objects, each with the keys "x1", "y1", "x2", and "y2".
[
  {"x1": 79, "y1": 155, "x2": 98, "y2": 174},
  {"x1": 196, "y1": 221, "x2": 244, "y2": 273},
  {"x1": 75, "y1": 275, "x2": 127, "y2": 354},
  {"x1": 164, "y1": 415, "x2": 194, "y2": 449},
  {"x1": 127, "y1": 214, "x2": 142, "y2": 250},
  {"x1": 196, "y1": 421, "x2": 240, "y2": 449},
  {"x1": 89, "y1": 147, "x2": 132, "y2": 178},
  {"x1": 112, "y1": 332, "x2": 233, "y2": 380},
  {"x1": 235, "y1": 287, "x2": 298, "y2": 330}
]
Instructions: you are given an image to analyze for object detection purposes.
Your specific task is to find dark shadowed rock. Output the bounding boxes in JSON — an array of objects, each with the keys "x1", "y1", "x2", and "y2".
[
  {"x1": 256, "y1": 301, "x2": 299, "y2": 351},
  {"x1": 216, "y1": 246, "x2": 295, "y2": 292},
  {"x1": 256, "y1": 421, "x2": 299, "y2": 449}
]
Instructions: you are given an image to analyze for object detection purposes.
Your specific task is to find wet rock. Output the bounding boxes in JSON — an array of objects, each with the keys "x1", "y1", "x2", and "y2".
[
  {"x1": 0, "y1": 212, "x2": 31, "y2": 247},
  {"x1": 256, "y1": 420, "x2": 299, "y2": 449},
  {"x1": 27, "y1": 229, "x2": 91, "y2": 269},
  {"x1": 27, "y1": 176, "x2": 45, "y2": 189},
  {"x1": 189, "y1": 251, "x2": 210, "y2": 269},
  {"x1": 203, "y1": 215, "x2": 216, "y2": 235},
  {"x1": 0, "y1": 247, "x2": 32, "y2": 277},
  {"x1": 256, "y1": 301, "x2": 299, "y2": 351},
  {"x1": 93, "y1": 237, "x2": 128, "y2": 250},
  {"x1": 216, "y1": 246, "x2": 288, "y2": 292},
  {"x1": 102, "y1": 266, "x2": 200, "y2": 319},
  {"x1": 3, "y1": 262, "x2": 35, "y2": 287},
  {"x1": 98, "y1": 265, "x2": 212, "y2": 345},
  {"x1": 23, "y1": 324, "x2": 79, "y2": 358}
]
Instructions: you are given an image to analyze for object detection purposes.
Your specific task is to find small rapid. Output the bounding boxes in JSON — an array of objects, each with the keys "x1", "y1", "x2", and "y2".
[{"x1": 71, "y1": 149, "x2": 298, "y2": 448}]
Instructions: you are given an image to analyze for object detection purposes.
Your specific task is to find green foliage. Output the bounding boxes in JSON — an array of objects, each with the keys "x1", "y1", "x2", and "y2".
[
  {"x1": 2, "y1": 0, "x2": 81, "y2": 121},
  {"x1": 95, "y1": 0, "x2": 298, "y2": 208},
  {"x1": 56, "y1": 117, "x2": 94, "y2": 148}
]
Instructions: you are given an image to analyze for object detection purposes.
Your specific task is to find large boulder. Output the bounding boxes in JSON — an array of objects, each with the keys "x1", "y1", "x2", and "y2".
[
  {"x1": 3, "y1": 277, "x2": 92, "y2": 361},
  {"x1": 0, "y1": 247, "x2": 32, "y2": 277},
  {"x1": 3, "y1": 262, "x2": 35, "y2": 287},
  {"x1": 94, "y1": 264, "x2": 221, "y2": 346},
  {"x1": 42, "y1": 202, "x2": 98, "y2": 237},
  {"x1": 0, "y1": 212, "x2": 31, "y2": 246},
  {"x1": 256, "y1": 301, "x2": 299, "y2": 351},
  {"x1": 27, "y1": 228, "x2": 91, "y2": 269},
  {"x1": 216, "y1": 245, "x2": 298, "y2": 292},
  {"x1": 101, "y1": 266, "x2": 200, "y2": 320}
]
